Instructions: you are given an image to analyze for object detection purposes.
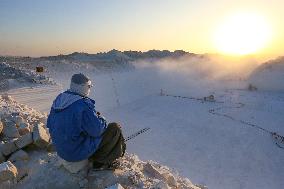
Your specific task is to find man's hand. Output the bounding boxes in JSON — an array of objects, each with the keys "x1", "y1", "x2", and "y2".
[{"x1": 117, "y1": 123, "x2": 122, "y2": 128}]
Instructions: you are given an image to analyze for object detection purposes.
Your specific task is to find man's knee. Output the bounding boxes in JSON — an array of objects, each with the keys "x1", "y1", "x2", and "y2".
[{"x1": 107, "y1": 122, "x2": 121, "y2": 133}]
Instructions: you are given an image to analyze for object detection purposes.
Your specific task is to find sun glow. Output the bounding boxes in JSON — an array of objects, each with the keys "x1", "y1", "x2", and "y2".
[{"x1": 213, "y1": 12, "x2": 272, "y2": 55}]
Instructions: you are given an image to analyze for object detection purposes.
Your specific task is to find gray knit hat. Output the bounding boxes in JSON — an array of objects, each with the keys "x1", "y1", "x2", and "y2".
[{"x1": 69, "y1": 73, "x2": 92, "y2": 97}]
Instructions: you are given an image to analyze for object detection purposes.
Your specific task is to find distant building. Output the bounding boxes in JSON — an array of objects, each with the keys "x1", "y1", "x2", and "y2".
[{"x1": 36, "y1": 66, "x2": 44, "y2": 72}]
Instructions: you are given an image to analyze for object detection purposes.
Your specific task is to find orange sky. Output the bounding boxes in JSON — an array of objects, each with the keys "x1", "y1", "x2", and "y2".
[{"x1": 0, "y1": 0, "x2": 283, "y2": 60}]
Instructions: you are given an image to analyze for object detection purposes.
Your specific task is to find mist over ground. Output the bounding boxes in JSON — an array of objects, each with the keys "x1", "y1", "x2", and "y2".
[
  {"x1": 127, "y1": 54, "x2": 258, "y2": 95},
  {"x1": 248, "y1": 56, "x2": 284, "y2": 92},
  {"x1": 39, "y1": 53, "x2": 274, "y2": 112}
]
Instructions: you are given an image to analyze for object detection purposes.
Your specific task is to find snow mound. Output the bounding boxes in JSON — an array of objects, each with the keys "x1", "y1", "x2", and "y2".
[
  {"x1": 0, "y1": 62, "x2": 54, "y2": 91},
  {"x1": 10, "y1": 152, "x2": 204, "y2": 189},
  {"x1": 248, "y1": 56, "x2": 284, "y2": 91},
  {"x1": 0, "y1": 94, "x2": 47, "y2": 125}
]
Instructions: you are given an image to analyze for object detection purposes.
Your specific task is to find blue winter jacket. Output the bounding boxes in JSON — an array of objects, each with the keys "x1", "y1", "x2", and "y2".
[{"x1": 47, "y1": 91, "x2": 107, "y2": 162}]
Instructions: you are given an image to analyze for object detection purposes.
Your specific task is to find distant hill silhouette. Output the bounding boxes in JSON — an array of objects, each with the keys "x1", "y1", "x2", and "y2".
[{"x1": 40, "y1": 49, "x2": 193, "y2": 62}]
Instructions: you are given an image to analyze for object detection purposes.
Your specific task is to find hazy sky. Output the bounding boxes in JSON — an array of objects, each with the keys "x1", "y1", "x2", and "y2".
[{"x1": 0, "y1": 0, "x2": 283, "y2": 58}]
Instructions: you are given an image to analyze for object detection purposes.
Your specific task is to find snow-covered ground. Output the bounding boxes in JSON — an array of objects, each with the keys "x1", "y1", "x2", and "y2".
[{"x1": 3, "y1": 59, "x2": 284, "y2": 189}]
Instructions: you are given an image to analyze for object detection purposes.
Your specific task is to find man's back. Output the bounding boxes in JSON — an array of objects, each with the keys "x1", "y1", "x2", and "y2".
[{"x1": 47, "y1": 91, "x2": 106, "y2": 162}]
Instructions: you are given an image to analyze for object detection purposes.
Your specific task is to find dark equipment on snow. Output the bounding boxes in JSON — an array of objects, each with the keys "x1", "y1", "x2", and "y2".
[
  {"x1": 203, "y1": 95, "x2": 215, "y2": 102},
  {"x1": 272, "y1": 132, "x2": 284, "y2": 149},
  {"x1": 248, "y1": 84, "x2": 257, "y2": 91}
]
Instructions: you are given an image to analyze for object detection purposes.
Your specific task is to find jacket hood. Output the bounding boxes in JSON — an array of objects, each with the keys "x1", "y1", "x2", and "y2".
[{"x1": 52, "y1": 91, "x2": 83, "y2": 111}]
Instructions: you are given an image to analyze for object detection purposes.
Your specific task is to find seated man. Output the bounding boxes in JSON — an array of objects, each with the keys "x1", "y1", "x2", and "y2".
[{"x1": 47, "y1": 73, "x2": 126, "y2": 169}]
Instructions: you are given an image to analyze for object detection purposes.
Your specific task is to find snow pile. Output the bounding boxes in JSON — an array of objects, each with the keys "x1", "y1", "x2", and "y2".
[
  {"x1": 88, "y1": 154, "x2": 204, "y2": 189},
  {"x1": 248, "y1": 56, "x2": 284, "y2": 91},
  {"x1": 3, "y1": 49, "x2": 191, "y2": 75},
  {"x1": 40, "y1": 50, "x2": 135, "y2": 72},
  {"x1": 0, "y1": 62, "x2": 54, "y2": 91},
  {"x1": 0, "y1": 94, "x2": 51, "y2": 187},
  {"x1": 0, "y1": 95, "x2": 204, "y2": 189},
  {"x1": 10, "y1": 152, "x2": 204, "y2": 189},
  {"x1": 0, "y1": 94, "x2": 48, "y2": 126}
]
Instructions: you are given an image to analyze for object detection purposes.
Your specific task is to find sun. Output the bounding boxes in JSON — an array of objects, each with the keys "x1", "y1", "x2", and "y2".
[{"x1": 213, "y1": 12, "x2": 272, "y2": 55}]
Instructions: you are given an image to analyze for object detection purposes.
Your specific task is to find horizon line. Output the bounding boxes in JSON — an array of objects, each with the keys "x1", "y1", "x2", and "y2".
[{"x1": 0, "y1": 48, "x2": 261, "y2": 59}]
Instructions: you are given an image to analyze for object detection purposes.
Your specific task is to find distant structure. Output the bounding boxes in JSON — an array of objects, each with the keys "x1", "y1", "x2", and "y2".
[
  {"x1": 36, "y1": 66, "x2": 44, "y2": 73},
  {"x1": 248, "y1": 84, "x2": 257, "y2": 91},
  {"x1": 160, "y1": 89, "x2": 165, "y2": 96},
  {"x1": 203, "y1": 95, "x2": 215, "y2": 102}
]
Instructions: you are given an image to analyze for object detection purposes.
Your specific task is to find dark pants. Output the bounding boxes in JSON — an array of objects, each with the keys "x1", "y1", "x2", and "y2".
[{"x1": 89, "y1": 122, "x2": 126, "y2": 165}]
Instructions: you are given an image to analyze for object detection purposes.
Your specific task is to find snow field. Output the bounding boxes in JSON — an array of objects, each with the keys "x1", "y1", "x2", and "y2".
[{"x1": 4, "y1": 60, "x2": 284, "y2": 189}]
